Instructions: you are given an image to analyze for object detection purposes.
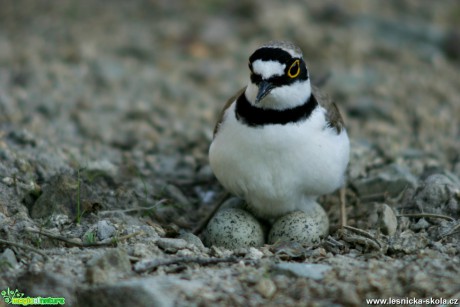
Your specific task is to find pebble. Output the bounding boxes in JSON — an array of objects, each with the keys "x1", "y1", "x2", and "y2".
[
  {"x1": 411, "y1": 218, "x2": 430, "y2": 231},
  {"x1": 0, "y1": 248, "x2": 18, "y2": 270},
  {"x1": 130, "y1": 243, "x2": 160, "y2": 258},
  {"x1": 268, "y1": 203, "x2": 329, "y2": 245},
  {"x1": 31, "y1": 173, "x2": 100, "y2": 219},
  {"x1": 86, "y1": 159, "x2": 118, "y2": 178},
  {"x1": 49, "y1": 214, "x2": 71, "y2": 228},
  {"x1": 178, "y1": 231, "x2": 206, "y2": 252},
  {"x1": 8, "y1": 129, "x2": 37, "y2": 146},
  {"x1": 270, "y1": 241, "x2": 307, "y2": 258},
  {"x1": 78, "y1": 277, "x2": 173, "y2": 307},
  {"x1": 255, "y1": 278, "x2": 277, "y2": 298},
  {"x1": 0, "y1": 212, "x2": 6, "y2": 229},
  {"x1": 17, "y1": 271, "x2": 76, "y2": 305},
  {"x1": 378, "y1": 204, "x2": 398, "y2": 236},
  {"x1": 2, "y1": 177, "x2": 14, "y2": 185},
  {"x1": 96, "y1": 220, "x2": 117, "y2": 240},
  {"x1": 86, "y1": 248, "x2": 132, "y2": 284},
  {"x1": 413, "y1": 174, "x2": 460, "y2": 218},
  {"x1": 273, "y1": 263, "x2": 332, "y2": 280},
  {"x1": 352, "y1": 163, "x2": 417, "y2": 197},
  {"x1": 388, "y1": 230, "x2": 429, "y2": 254},
  {"x1": 338, "y1": 283, "x2": 361, "y2": 306},
  {"x1": 156, "y1": 238, "x2": 190, "y2": 253},
  {"x1": 245, "y1": 247, "x2": 264, "y2": 260},
  {"x1": 204, "y1": 207, "x2": 265, "y2": 249}
]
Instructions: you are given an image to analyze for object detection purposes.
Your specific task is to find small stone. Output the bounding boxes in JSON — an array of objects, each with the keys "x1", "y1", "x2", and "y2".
[
  {"x1": 49, "y1": 214, "x2": 71, "y2": 228},
  {"x1": 31, "y1": 173, "x2": 101, "y2": 220},
  {"x1": 255, "y1": 278, "x2": 277, "y2": 298},
  {"x1": 156, "y1": 238, "x2": 189, "y2": 253},
  {"x1": 268, "y1": 203, "x2": 329, "y2": 245},
  {"x1": 388, "y1": 230, "x2": 429, "y2": 254},
  {"x1": 413, "y1": 174, "x2": 460, "y2": 218},
  {"x1": 96, "y1": 220, "x2": 117, "y2": 240},
  {"x1": 147, "y1": 223, "x2": 166, "y2": 237},
  {"x1": 78, "y1": 276, "x2": 205, "y2": 307},
  {"x1": 0, "y1": 212, "x2": 6, "y2": 228},
  {"x1": 176, "y1": 249, "x2": 195, "y2": 257},
  {"x1": 273, "y1": 263, "x2": 332, "y2": 280},
  {"x1": 204, "y1": 207, "x2": 265, "y2": 249},
  {"x1": 130, "y1": 243, "x2": 160, "y2": 258},
  {"x1": 178, "y1": 231, "x2": 206, "y2": 251},
  {"x1": 86, "y1": 159, "x2": 118, "y2": 178},
  {"x1": 352, "y1": 163, "x2": 417, "y2": 197},
  {"x1": 412, "y1": 271, "x2": 435, "y2": 292},
  {"x1": 2, "y1": 177, "x2": 14, "y2": 185},
  {"x1": 209, "y1": 245, "x2": 234, "y2": 258},
  {"x1": 17, "y1": 272, "x2": 76, "y2": 305},
  {"x1": 270, "y1": 241, "x2": 307, "y2": 258},
  {"x1": 0, "y1": 248, "x2": 18, "y2": 271},
  {"x1": 138, "y1": 225, "x2": 161, "y2": 239},
  {"x1": 378, "y1": 204, "x2": 398, "y2": 236},
  {"x1": 78, "y1": 277, "x2": 172, "y2": 307},
  {"x1": 338, "y1": 283, "x2": 361, "y2": 306},
  {"x1": 86, "y1": 248, "x2": 132, "y2": 284},
  {"x1": 245, "y1": 247, "x2": 264, "y2": 260},
  {"x1": 8, "y1": 129, "x2": 37, "y2": 146},
  {"x1": 411, "y1": 218, "x2": 430, "y2": 231}
]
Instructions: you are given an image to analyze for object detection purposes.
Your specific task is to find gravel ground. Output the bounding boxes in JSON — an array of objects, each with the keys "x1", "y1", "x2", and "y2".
[{"x1": 1, "y1": 1, "x2": 460, "y2": 306}]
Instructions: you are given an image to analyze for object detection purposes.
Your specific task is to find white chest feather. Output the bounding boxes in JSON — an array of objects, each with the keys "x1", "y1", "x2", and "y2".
[{"x1": 209, "y1": 102, "x2": 350, "y2": 219}]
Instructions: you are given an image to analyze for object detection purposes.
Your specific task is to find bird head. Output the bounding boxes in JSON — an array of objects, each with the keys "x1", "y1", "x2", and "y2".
[{"x1": 245, "y1": 41, "x2": 311, "y2": 110}]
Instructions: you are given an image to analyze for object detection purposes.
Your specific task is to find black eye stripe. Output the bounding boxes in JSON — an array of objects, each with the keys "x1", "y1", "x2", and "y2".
[
  {"x1": 250, "y1": 73, "x2": 262, "y2": 84},
  {"x1": 250, "y1": 69, "x2": 308, "y2": 86}
]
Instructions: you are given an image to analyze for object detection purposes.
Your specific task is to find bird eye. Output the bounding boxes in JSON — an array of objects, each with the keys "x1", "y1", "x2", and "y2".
[{"x1": 287, "y1": 60, "x2": 300, "y2": 78}]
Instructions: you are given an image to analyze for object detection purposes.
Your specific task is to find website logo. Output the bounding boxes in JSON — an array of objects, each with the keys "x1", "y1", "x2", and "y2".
[{"x1": 1, "y1": 288, "x2": 65, "y2": 306}]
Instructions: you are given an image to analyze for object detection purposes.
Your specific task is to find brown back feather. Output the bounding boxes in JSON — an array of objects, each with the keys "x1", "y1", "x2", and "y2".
[
  {"x1": 213, "y1": 87, "x2": 246, "y2": 137},
  {"x1": 312, "y1": 86, "x2": 345, "y2": 134}
]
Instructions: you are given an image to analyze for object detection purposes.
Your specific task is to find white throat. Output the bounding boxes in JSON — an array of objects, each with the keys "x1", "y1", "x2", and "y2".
[{"x1": 245, "y1": 79, "x2": 312, "y2": 110}]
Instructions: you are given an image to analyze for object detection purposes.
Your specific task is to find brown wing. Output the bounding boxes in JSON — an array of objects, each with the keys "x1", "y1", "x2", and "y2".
[
  {"x1": 213, "y1": 87, "x2": 246, "y2": 137},
  {"x1": 312, "y1": 86, "x2": 345, "y2": 134}
]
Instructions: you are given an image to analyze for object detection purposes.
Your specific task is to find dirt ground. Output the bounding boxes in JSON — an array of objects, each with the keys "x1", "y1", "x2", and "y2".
[{"x1": 1, "y1": 1, "x2": 460, "y2": 306}]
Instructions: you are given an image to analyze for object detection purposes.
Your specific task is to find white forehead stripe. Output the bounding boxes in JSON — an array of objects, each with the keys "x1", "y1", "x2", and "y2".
[{"x1": 253, "y1": 60, "x2": 285, "y2": 79}]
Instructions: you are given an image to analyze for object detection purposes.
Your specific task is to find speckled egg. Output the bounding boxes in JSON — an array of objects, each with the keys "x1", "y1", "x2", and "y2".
[
  {"x1": 268, "y1": 203, "x2": 329, "y2": 245},
  {"x1": 204, "y1": 207, "x2": 265, "y2": 249}
]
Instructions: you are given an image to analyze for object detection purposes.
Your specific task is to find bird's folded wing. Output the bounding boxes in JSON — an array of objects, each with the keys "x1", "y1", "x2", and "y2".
[
  {"x1": 312, "y1": 86, "x2": 344, "y2": 134},
  {"x1": 213, "y1": 87, "x2": 247, "y2": 137}
]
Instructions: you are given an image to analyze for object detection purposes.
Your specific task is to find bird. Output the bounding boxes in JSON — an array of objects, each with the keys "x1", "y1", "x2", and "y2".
[{"x1": 209, "y1": 40, "x2": 350, "y2": 223}]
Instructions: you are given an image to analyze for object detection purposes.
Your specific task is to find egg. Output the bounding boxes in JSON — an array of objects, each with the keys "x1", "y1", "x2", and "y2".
[
  {"x1": 204, "y1": 207, "x2": 265, "y2": 249},
  {"x1": 268, "y1": 202, "x2": 329, "y2": 245}
]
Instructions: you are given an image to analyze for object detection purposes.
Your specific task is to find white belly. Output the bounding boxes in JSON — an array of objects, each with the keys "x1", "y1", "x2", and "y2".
[{"x1": 209, "y1": 103, "x2": 350, "y2": 219}]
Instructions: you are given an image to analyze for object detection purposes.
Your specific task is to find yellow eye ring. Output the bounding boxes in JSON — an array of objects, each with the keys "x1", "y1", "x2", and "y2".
[{"x1": 287, "y1": 60, "x2": 300, "y2": 78}]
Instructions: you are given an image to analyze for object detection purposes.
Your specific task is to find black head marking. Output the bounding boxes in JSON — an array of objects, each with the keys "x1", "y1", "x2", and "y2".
[
  {"x1": 249, "y1": 47, "x2": 292, "y2": 65},
  {"x1": 235, "y1": 92, "x2": 318, "y2": 127},
  {"x1": 248, "y1": 47, "x2": 309, "y2": 87}
]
